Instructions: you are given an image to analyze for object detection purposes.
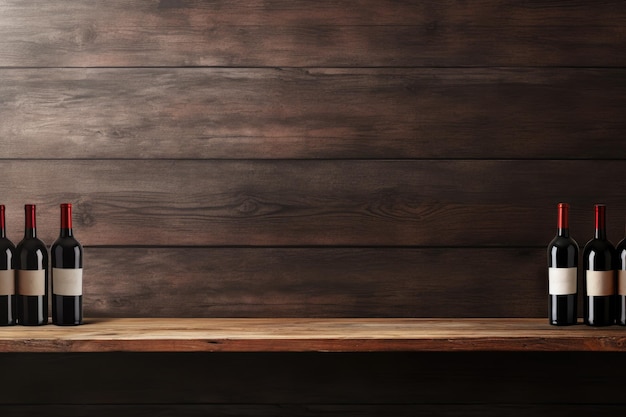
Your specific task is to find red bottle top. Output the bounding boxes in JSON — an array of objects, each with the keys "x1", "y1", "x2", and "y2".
[
  {"x1": 557, "y1": 203, "x2": 569, "y2": 229},
  {"x1": 0, "y1": 205, "x2": 5, "y2": 230},
  {"x1": 25, "y1": 204, "x2": 36, "y2": 229},
  {"x1": 595, "y1": 204, "x2": 606, "y2": 231},
  {"x1": 61, "y1": 203, "x2": 73, "y2": 229}
]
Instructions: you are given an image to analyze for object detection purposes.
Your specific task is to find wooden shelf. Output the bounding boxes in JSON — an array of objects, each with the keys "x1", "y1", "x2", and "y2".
[{"x1": 1, "y1": 318, "x2": 625, "y2": 353}]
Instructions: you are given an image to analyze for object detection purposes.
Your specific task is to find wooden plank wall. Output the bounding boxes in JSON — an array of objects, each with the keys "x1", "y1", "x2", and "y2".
[
  {"x1": 1, "y1": 1, "x2": 626, "y2": 415},
  {"x1": 1, "y1": 0, "x2": 625, "y2": 319}
]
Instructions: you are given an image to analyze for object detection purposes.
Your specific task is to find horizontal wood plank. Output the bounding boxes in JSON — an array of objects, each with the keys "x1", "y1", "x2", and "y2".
[
  {"x1": 0, "y1": 1, "x2": 625, "y2": 67},
  {"x1": 0, "y1": 160, "x2": 624, "y2": 246},
  {"x1": 1, "y1": 68, "x2": 625, "y2": 159},
  {"x1": 0, "y1": 318, "x2": 624, "y2": 352},
  {"x1": 80, "y1": 247, "x2": 546, "y2": 318},
  {"x1": 2, "y1": 351, "x2": 626, "y2": 405}
]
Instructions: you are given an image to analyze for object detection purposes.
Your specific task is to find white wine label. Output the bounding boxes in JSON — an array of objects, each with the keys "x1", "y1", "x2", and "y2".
[
  {"x1": 0, "y1": 269, "x2": 15, "y2": 295},
  {"x1": 548, "y1": 267, "x2": 577, "y2": 295},
  {"x1": 17, "y1": 270, "x2": 46, "y2": 296},
  {"x1": 53, "y1": 268, "x2": 83, "y2": 296},
  {"x1": 586, "y1": 270, "x2": 615, "y2": 296},
  {"x1": 619, "y1": 270, "x2": 626, "y2": 296}
]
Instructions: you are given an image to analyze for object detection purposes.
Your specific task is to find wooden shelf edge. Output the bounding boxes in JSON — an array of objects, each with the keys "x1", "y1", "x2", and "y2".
[{"x1": 0, "y1": 318, "x2": 625, "y2": 353}]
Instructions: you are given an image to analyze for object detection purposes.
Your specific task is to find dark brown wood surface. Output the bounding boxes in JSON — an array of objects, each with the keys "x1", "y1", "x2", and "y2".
[
  {"x1": 0, "y1": 0, "x2": 624, "y2": 67},
  {"x1": 81, "y1": 247, "x2": 546, "y2": 318},
  {"x1": 3, "y1": 404, "x2": 626, "y2": 417},
  {"x1": 1, "y1": 68, "x2": 625, "y2": 159},
  {"x1": 1, "y1": 351, "x2": 626, "y2": 416},
  {"x1": 2, "y1": 0, "x2": 626, "y2": 415},
  {"x1": 1, "y1": 160, "x2": 625, "y2": 246}
]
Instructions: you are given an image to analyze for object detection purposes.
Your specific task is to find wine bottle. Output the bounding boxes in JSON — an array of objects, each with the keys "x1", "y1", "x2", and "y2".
[
  {"x1": 16, "y1": 204, "x2": 48, "y2": 326},
  {"x1": 616, "y1": 221, "x2": 626, "y2": 326},
  {"x1": 583, "y1": 204, "x2": 616, "y2": 326},
  {"x1": 51, "y1": 203, "x2": 83, "y2": 326},
  {"x1": 0, "y1": 205, "x2": 16, "y2": 326},
  {"x1": 547, "y1": 203, "x2": 578, "y2": 325}
]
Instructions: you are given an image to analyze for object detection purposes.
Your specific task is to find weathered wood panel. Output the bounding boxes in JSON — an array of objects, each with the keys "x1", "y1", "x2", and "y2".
[
  {"x1": 1, "y1": 68, "x2": 625, "y2": 159},
  {"x1": 1, "y1": 1, "x2": 624, "y2": 415},
  {"x1": 0, "y1": 0, "x2": 624, "y2": 67},
  {"x1": 80, "y1": 247, "x2": 545, "y2": 318},
  {"x1": 1, "y1": 160, "x2": 624, "y2": 246},
  {"x1": 4, "y1": 319, "x2": 626, "y2": 352}
]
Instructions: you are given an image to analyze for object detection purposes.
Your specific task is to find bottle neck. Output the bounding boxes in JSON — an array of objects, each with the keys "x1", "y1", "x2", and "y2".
[
  {"x1": 60, "y1": 204, "x2": 74, "y2": 238},
  {"x1": 595, "y1": 205, "x2": 607, "y2": 240},
  {"x1": 0, "y1": 205, "x2": 5, "y2": 239},
  {"x1": 556, "y1": 203, "x2": 570, "y2": 237},
  {"x1": 24, "y1": 205, "x2": 37, "y2": 239}
]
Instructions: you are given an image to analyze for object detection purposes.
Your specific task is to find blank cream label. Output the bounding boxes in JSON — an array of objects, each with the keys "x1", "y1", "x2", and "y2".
[
  {"x1": 619, "y1": 270, "x2": 626, "y2": 296},
  {"x1": 548, "y1": 267, "x2": 577, "y2": 295},
  {"x1": 586, "y1": 270, "x2": 615, "y2": 296},
  {"x1": 0, "y1": 269, "x2": 15, "y2": 295},
  {"x1": 17, "y1": 270, "x2": 46, "y2": 296},
  {"x1": 53, "y1": 268, "x2": 83, "y2": 296}
]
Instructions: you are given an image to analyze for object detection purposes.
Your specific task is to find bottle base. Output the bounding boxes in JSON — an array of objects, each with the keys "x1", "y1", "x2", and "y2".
[
  {"x1": 52, "y1": 321, "x2": 83, "y2": 326},
  {"x1": 549, "y1": 320, "x2": 578, "y2": 326},
  {"x1": 584, "y1": 321, "x2": 614, "y2": 327}
]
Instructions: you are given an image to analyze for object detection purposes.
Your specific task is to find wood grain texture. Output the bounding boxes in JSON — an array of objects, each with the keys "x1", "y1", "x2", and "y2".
[
  {"x1": 80, "y1": 247, "x2": 546, "y2": 318},
  {"x1": 1, "y1": 68, "x2": 625, "y2": 159},
  {"x1": 1, "y1": 0, "x2": 624, "y2": 415},
  {"x1": 0, "y1": 318, "x2": 625, "y2": 352},
  {"x1": 0, "y1": 0, "x2": 624, "y2": 67},
  {"x1": 1, "y1": 160, "x2": 625, "y2": 246}
]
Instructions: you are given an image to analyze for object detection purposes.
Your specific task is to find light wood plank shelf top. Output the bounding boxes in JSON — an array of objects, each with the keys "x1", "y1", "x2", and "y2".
[{"x1": 1, "y1": 318, "x2": 625, "y2": 353}]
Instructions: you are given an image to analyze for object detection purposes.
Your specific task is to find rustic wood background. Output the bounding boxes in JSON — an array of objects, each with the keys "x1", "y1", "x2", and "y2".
[{"x1": 0, "y1": 1, "x2": 625, "y2": 415}]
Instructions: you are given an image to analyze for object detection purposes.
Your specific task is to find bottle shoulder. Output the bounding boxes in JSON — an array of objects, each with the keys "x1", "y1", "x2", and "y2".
[
  {"x1": 16, "y1": 237, "x2": 47, "y2": 252},
  {"x1": 51, "y1": 236, "x2": 83, "y2": 250},
  {"x1": 548, "y1": 236, "x2": 578, "y2": 267},
  {"x1": 583, "y1": 238, "x2": 616, "y2": 254},
  {"x1": 15, "y1": 237, "x2": 48, "y2": 269},
  {"x1": 583, "y1": 238, "x2": 617, "y2": 270},
  {"x1": 0, "y1": 237, "x2": 16, "y2": 251},
  {"x1": 548, "y1": 235, "x2": 579, "y2": 249}
]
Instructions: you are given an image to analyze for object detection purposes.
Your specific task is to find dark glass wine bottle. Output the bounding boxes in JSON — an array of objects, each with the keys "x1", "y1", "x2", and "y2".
[
  {"x1": 583, "y1": 204, "x2": 616, "y2": 326},
  {"x1": 0, "y1": 205, "x2": 16, "y2": 326},
  {"x1": 547, "y1": 203, "x2": 578, "y2": 325},
  {"x1": 16, "y1": 204, "x2": 48, "y2": 326},
  {"x1": 616, "y1": 221, "x2": 626, "y2": 326},
  {"x1": 52, "y1": 203, "x2": 83, "y2": 326}
]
